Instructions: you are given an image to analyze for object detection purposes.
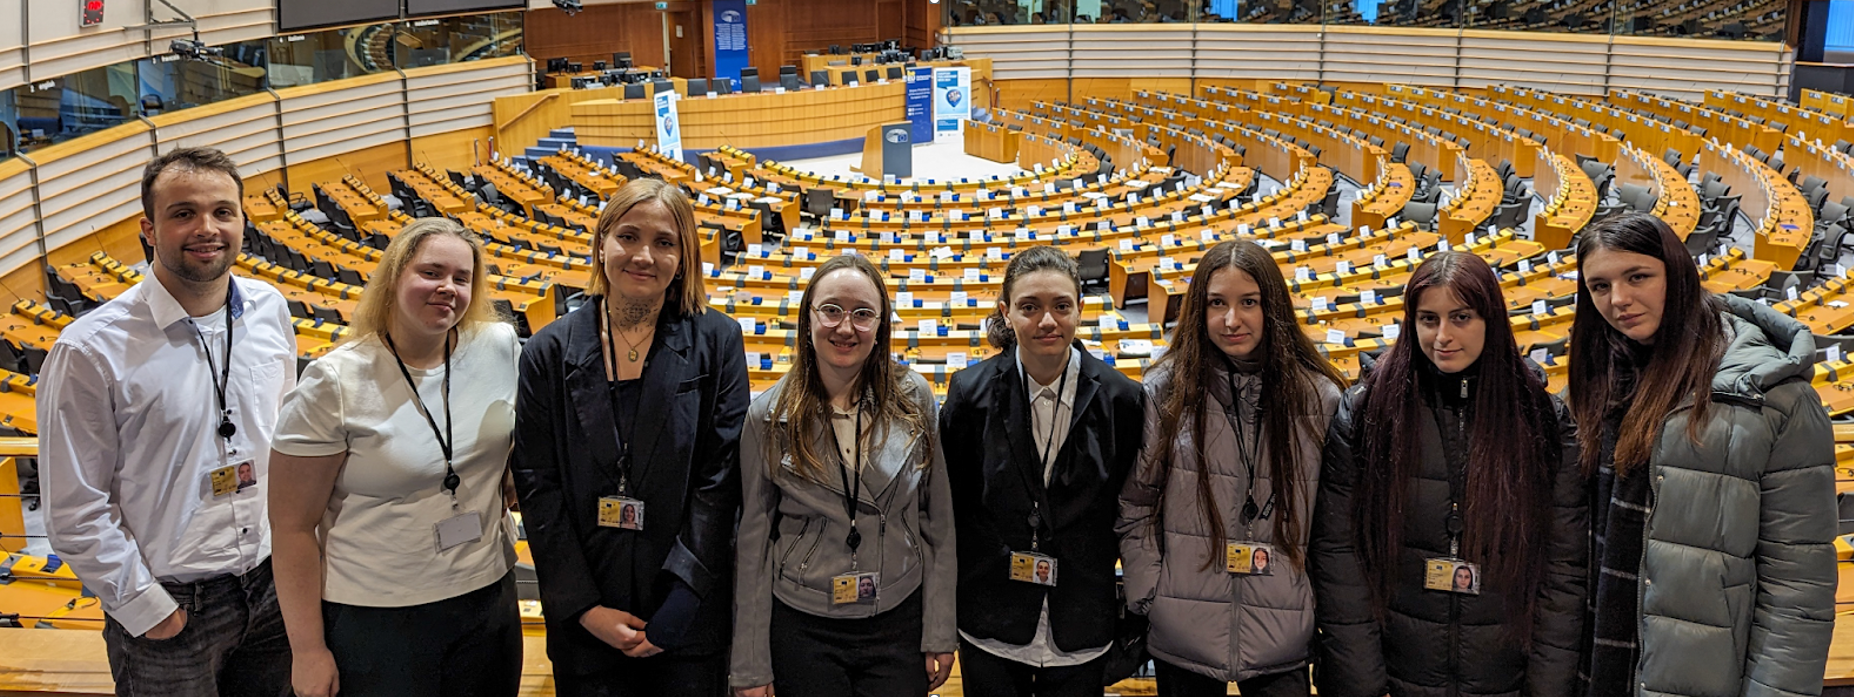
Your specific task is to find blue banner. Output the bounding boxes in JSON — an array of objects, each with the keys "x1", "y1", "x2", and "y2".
[
  {"x1": 906, "y1": 67, "x2": 934, "y2": 144},
  {"x1": 713, "y1": 0, "x2": 749, "y2": 83}
]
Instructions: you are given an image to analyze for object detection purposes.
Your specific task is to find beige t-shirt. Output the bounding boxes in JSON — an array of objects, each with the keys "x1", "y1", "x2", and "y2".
[{"x1": 272, "y1": 323, "x2": 520, "y2": 607}]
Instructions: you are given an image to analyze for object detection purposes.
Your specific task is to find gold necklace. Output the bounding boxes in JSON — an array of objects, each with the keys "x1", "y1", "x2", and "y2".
[{"x1": 605, "y1": 303, "x2": 655, "y2": 364}]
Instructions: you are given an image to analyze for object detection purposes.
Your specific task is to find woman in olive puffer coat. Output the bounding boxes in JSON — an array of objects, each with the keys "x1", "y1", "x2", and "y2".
[
  {"x1": 1568, "y1": 213, "x2": 1835, "y2": 697},
  {"x1": 1311, "y1": 252, "x2": 1587, "y2": 697}
]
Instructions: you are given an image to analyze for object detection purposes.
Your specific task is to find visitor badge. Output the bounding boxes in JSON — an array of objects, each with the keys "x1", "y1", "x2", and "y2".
[
  {"x1": 1009, "y1": 551, "x2": 1058, "y2": 586},
  {"x1": 597, "y1": 496, "x2": 645, "y2": 531},
  {"x1": 1424, "y1": 557, "x2": 1481, "y2": 595},
  {"x1": 832, "y1": 571, "x2": 879, "y2": 605},
  {"x1": 1226, "y1": 541, "x2": 1274, "y2": 576},
  {"x1": 436, "y1": 511, "x2": 483, "y2": 552}
]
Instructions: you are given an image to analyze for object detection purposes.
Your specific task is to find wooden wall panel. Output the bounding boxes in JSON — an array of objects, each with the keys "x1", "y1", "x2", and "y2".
[
  {"x1": 527, "y1": 0, "x2": 933, "y2": 83},
  {"x1": 996, "y1": 78, "x2": 1070, "y2": 109},
  {"x1": 526, "y1": 4, "x2": 667, "y2": 71},
  {"x1": 413, "y1": 127, "x2": 497, "y2": 174}
]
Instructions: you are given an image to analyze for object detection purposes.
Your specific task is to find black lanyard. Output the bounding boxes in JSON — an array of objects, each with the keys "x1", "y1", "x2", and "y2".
[
  {"x1": 600, "y1": 296, "x2": 647, "y2": 494},
  {"x1": 1020, "y1": 354, "x2": 1070, "y2": 550},
  {"x1": 1225, "y1": 364, "x2": 1270, "y2": 528},
  {"x1": 188, "y1": 282, "x2": 237, "y2": 440},
  {"x1": 828, "y1": 404, "x2": 865, "y2": 557},
  {"x1": 1432, "y1": 383, "x2": 1471, "y2": 557},
  {"x1": 384, "y1": 332, "x2": 460, "y2": 498}
]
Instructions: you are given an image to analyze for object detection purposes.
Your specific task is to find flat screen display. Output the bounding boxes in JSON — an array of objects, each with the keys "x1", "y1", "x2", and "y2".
[
  {"x1": 278, "y1": 0, "x2": 399, "y2": 31},
  {"x1": 405, "y1": 0, "x2": 524, "y2": 15}
]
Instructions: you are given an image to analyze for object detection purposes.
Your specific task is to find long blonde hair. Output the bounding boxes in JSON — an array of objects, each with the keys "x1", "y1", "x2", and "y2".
[
  {"x1": 763, "y1": 254, "x2": 932, "y2": 483},
  {"x1": 591, "y1": 178, "x2": 707, "y2": 317},
  {"x1": 347, "y1": 217, "x2": 502, "y2": 342}
]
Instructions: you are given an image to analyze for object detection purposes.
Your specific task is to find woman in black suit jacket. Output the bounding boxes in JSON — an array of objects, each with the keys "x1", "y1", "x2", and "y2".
[
  {"x1": 512, "y1": 179, "x2": 748, "y2": 697},
  {"x1": 941, "y1": 246, "x2": 1146, "y2": 697}
]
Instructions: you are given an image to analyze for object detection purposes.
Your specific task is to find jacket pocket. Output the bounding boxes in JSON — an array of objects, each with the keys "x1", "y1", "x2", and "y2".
[
  {"x1": 677, "y1": 376, "x2": 704, "y2": 394},
  {"x1": 776, "y1": 518, "x2": 814, "y2": 573},
  {"x1": 1724, "y1": 581, "x2": 1753, "y2": 661}
]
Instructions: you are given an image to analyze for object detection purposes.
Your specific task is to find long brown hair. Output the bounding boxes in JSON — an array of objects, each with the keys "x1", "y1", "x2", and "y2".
[
  {"x1": 1352, "y1": 251, "x2": 1558, "y2": 641},
  {"x1": 764, "y1": 254, "x2": 933, "y2": 482},
  {"x1": 1568, "y1": 213, "x2": 1723, "y2": 476},
  {"x1": 1151, "y1": 239, "x2": 1344, "y2": 570}
]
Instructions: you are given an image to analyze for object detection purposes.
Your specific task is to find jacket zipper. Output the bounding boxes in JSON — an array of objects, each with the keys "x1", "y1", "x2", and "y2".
[
  {"x1": 778, "y1": 518, "x2": 814, "y2": 573},
  {"x1": 795, "y1": 520, "x2": 825, "y2": 574},
  {"x1": 1447, "y1": 398, "x2": 1465, "y2": 697}
]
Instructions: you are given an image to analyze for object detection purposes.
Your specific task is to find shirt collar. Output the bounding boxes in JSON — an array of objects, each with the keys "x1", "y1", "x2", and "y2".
[
  {"x1": 145, "y1": 274, "x2": 248, "y2": 329},
  {"x1": 1016, "y1": 345, "x2": 1080, "y2": 401}
]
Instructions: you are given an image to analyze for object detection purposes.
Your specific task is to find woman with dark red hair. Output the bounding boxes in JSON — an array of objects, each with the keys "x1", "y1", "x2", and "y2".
[{"x1": 1310, "y1": 251, "x2": 1587, "y2": 697}]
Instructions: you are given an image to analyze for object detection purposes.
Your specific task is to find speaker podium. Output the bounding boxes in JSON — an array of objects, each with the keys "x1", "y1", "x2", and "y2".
[{"x1": 859, "y1": 121, "x2": 914, "y2": 180}]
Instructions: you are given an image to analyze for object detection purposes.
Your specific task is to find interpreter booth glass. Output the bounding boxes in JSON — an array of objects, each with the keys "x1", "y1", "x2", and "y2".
[
  {"x1": 943, "y1": 0, "x2": 1783, "y2": 39},
  {"x1": 391, "y1": 12, "x2": 525, "y2": 69},
  {"x1": 4, "y1": 63, "x2": 140, "y2": 153},
  {"x1": 265, "y1": 22, "x2": 402, "y2": 89},
  {"x1": 136, "y1": 40, "x2": 274, "y2": 115},
  {"x1": 0, "y1": 90, "x2": 16, "y2": 163}
]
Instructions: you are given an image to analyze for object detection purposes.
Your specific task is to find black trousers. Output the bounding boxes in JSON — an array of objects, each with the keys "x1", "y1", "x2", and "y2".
[
  {"x1": 552, "y1": 651, "x2": 728, "y2": 697},
  {"x1": 770, "y1": 590, "x2": 928, "y2": 697},
  {"x1": 956, "y1": 637, "x2": 1106, "y2": 697},
  {"x1": 1154, "y1": 660, "x2": 1309, "y2": 697},
  {"x1": 322, "y1": 571, "x2": 522, "y2": 697},
  {"x1": 101, "y1": 557, "x2": 292, "y2": 697}
]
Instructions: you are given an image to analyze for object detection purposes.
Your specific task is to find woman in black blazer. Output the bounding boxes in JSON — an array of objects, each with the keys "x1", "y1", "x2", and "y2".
[
  {"x1": 940, "y1": 245, "x2": 1146, "y2": 697},
  {"x1": 512, "y1": 179, "x2": 748, "y2": 697}
]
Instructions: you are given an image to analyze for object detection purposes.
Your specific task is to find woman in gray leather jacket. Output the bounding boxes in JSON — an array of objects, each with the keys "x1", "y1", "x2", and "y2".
[
  {"x1": 1118, "y1": 239, "x2": 1345, "y2": 697},
  {"x1": 731, "y1": 253, "x2": 958, "y2": 697},
  {"x1": 1568, "y1": 213, "x2": 1836, "y2": 697}
]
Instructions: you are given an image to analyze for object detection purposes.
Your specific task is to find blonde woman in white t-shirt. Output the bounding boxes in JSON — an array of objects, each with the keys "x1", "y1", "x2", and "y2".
[{"x1": 269, "y1": 218, "x2": 522, "y2": 697}]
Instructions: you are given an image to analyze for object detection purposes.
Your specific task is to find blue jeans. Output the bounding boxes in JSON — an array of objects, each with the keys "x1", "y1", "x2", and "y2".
[{"x1": 101, "y1": 558, "x2": 291, "y2": 697}]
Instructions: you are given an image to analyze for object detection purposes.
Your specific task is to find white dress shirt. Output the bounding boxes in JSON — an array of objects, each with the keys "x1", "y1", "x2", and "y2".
[
  {"x1": 961, "y1": 347, "x2": 1112, "y2": 668},
  {"x1": 39, "y1": 275, "x2": 296, "y2": 637}
]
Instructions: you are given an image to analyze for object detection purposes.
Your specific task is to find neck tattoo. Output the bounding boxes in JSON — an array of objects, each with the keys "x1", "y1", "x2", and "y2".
[{"x1": 615, "y1": 296, "x2": 660, "y2": 329}]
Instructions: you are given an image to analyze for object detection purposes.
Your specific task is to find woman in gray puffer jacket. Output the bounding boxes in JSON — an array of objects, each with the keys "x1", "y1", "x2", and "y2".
[
  {"x1": 1118, "y1": 240, "x2": 1345, "y2": 697},
  {"x1": 1311, "y1": 252, "x2": 1587, "y2": 697},
  {"x1": 1568, "y1": 213, "x2": 1835, "y2": 697}
]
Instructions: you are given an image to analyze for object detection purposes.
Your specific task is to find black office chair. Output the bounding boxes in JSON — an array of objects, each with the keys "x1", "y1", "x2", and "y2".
[
  {"x1": 886, "y1": 66, "x2": 903, "y2": 80},
  {"x1": 864, "y1": 69, "x2": 880, "y2": 84},
  {"x1": 1075, "y1": 249, "x2": 1110, "y2": 292},
  {"x1": 614, "y1": 51, "x2": 633, "y2": 69},
  {"x1": 713, "y1": 79, "x2": 733, "y2": 96},
  {"x1": 811, "y1": 70, "x2": 831, "y2": 87},
  {"x1": 781, "y1": 73, "x2": 801, "y2": 90},
  {"x1": 624, "y1": 83, "x2": 645, "y2": 100},
  {"x1": 740, "y1": 66, "x2": 759, "y2": 78},
  {"x1": 741, "y1": 75, "x2": 762, "y2": 93},
  {"x1": 652, "y1": 79, "x2": 674, "y2": 95},
  {"x1": 686, "y1": 78, "x2": 710, "y2": 97}
]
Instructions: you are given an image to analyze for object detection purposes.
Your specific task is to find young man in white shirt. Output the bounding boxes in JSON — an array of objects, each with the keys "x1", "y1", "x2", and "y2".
[{"x1": 39, "y1": 146, "x2": 298, "y2": 697}]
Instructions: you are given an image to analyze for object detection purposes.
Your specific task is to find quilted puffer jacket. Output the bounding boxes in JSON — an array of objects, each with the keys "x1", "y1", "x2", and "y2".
[
  {"x1": 1604, "y1": 294, "x2": 1835, "y2": 697},
  {"x1": 1117, "y1": 359, "x2": 1342, "y2": 682},
  {"x1": 1311, "y1": 359, "x2": 1587, "y2": 697}
]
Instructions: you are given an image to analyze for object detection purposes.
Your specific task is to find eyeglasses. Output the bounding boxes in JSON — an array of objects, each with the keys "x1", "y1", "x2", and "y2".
[{"x1": 812, "y1": 304, "x2": 882, "y2": 332}]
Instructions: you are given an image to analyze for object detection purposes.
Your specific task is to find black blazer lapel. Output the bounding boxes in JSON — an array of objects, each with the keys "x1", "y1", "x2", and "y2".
[
  {"x1": 997, "y1": 357, "x2": 1054, "y2": 515},
  {"x1": 566, "y1": 306, "x2": 624, "y2": 487},
  {"x1": 628, "y1": 311, "x2": 693, "y2": 492}
]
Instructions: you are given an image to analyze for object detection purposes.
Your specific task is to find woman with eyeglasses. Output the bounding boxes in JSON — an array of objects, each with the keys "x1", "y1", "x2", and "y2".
[
  {"x1": 1118, "y1": 239, "x2": 1345, "y2": 697},
  {"x1": 1309, "y1": 252, "x2": 1586, "y2": 697},
  {"x1": 1567, "y1": 213, "x2": 1834, "y2": 697},
  {"x1": 940, "y1": 245, "x2": 1145, "y2": 697},
  {"x1": 511, "y1": 179, "x2": 748, "y2": 697},
  {"x1": 732, "y1": 254, "x2": 957, "y2": 697}
]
